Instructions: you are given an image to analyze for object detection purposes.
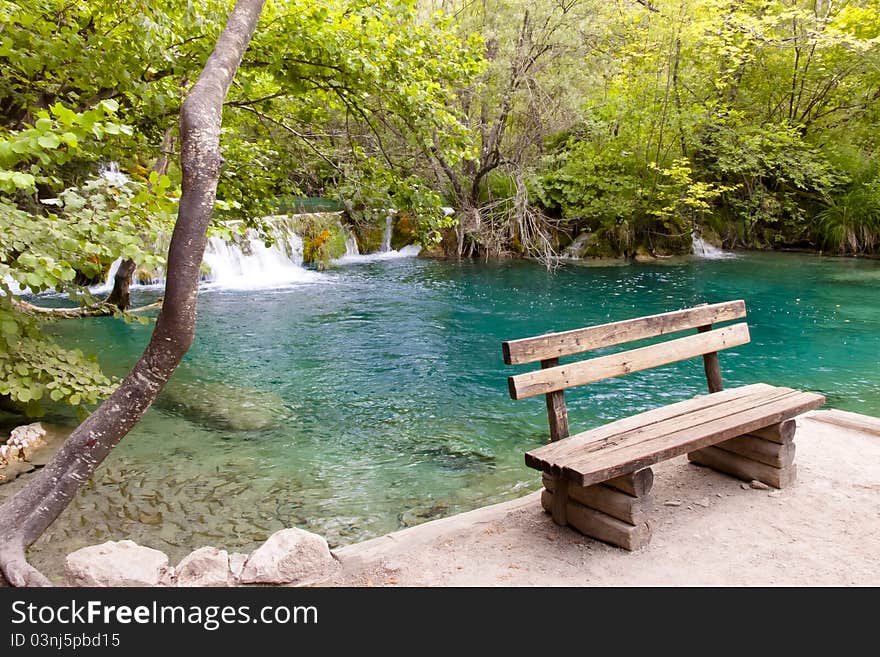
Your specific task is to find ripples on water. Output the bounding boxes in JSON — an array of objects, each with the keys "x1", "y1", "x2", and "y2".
[{"x1": 5, "y1": 252, "x2": 880, "y2": 578}]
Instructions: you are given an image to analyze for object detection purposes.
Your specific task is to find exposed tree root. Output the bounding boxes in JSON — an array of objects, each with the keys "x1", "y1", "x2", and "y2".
[{"x1": 0, "y1": 541, "x2": 51, "y2": 587}]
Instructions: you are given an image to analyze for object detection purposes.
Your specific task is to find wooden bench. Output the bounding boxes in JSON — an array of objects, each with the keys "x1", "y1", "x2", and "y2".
[{"x1": 502, "y1": 300, "x2": 825, "y2": 550}]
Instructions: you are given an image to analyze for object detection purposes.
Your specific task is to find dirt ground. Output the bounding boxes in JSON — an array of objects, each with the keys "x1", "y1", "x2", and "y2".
[{"x1": 325, "y1": 411, "x2": 880, "y2": 586}]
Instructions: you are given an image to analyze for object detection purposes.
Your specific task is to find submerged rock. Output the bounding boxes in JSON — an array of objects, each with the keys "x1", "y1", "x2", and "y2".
[
  {"x1": 64, "y1": 540, "x2": 170, "y2": 587},
  {"x1": 417, "y1": 441, "x2": 496, "y2": 471},
  {"x1": 239, "y1": 528, "x2": 338, "y2": 585},
  {"x1": 159, "y1": 380, "x2": 286, "y2": 432}
]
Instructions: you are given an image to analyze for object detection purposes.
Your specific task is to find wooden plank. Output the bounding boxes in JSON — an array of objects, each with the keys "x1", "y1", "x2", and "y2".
[
  {"x1": 541, "y1": 491, "x2": 651, "y2": 551},
  {"x1": 551, "y1": 387, "x2": 799, "y2": 470},
  {"x1": 697, "y1": 324, "x2": 724, "y2": 393},
  {"x1": 502, "y1": 300, "x2": 746, "y2": 365},
  {"x1": 749, "y1": 419, "x2": 796, "y2": 443},
  {"x1": 688, "y1": 446, "x2": 797, "y2": 489},
  {"x1": 543, "y1": 474, "x2": 648, "y2": 525},
  {"x1": 542, "y1": 358, "x2": 569, "y2": 442},
  {"x1": 526, "y1": 384, "x2": 780, "y2": 472},
  {"x1": 716, "y1": 434, "x2": 795, "y2": 468},
  {"x1": 604, "y1": 469, "x2": 654, "y2": 498},
  {"x1": 508, "y1": 323, "x2": 751, "y2": 400},
  {"x1": 560, "y1": 390, "x2": 824, "y2": 486}
]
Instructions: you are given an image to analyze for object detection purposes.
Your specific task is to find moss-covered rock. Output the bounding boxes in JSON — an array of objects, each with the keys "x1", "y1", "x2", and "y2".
[
  {"x1": 289, "y1": 213, "x2": 347, "y2": 269},
  {"x1": 352, "y1": 223, "x2": 385, "y2": 254},
  {"x1": 390, "y1": 215, "x2": 418, "y2": 250}
]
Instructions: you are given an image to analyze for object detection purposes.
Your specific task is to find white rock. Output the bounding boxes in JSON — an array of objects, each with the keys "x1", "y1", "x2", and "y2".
[
  {"x1": 174, "y1": 547, "x2": 230, "y2": 587},
  {"x1": 9, "y1": 422, "x2": 47, "y2": 460},
  {"x1": 749, "y1": 479, "x2": 771, "y2": 491},
  {"x1": 64, "y1": 540, "x2": 169, "y2": 587},
  {"x1": 228, "y1": 552, "x2": 248, "y2": 582},
  {"x1": 239, "y1": 528, "x2": 337, "y2": 585}
]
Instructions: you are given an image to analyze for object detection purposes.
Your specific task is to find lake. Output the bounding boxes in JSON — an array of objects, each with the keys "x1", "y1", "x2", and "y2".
[{"x1": 8, "y1": 250, "x2": 880, "y2": 576}]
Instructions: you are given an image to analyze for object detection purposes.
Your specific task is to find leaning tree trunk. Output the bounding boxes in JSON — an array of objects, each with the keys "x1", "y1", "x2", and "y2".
[{"x1": 0, "y1": 0, "x2": 266, "y2": 587}]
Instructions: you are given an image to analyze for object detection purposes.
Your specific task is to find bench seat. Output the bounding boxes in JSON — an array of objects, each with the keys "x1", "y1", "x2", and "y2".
[
  {"x1": 525, "y1": 383, "x2": 825, "y2": 487},
  {"x1": 504, "y1": 301, "x2": 826, "y2": 550}
]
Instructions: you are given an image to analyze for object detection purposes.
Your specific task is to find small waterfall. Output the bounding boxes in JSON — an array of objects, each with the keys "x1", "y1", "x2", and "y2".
[
  {"x1": 202, "y1": 222, "x2": 323, "y2": 290},
  {"x1": 563, "y1": 233, "x2": 591, "y2": 259},
  {"x1": 332, "y1": 213, "x2": 422, "y2": 264},
  {"x1": 381, "y1": 214, "x2": 393, "y2": 253},
  {"x1": 89, "y1": 258, "x2": 123, "y2": 295},
  {"x1": 98, "y1": 161, "x2": 130, "y2": 187},
  {"x1": 342, "y1": 223, "x2": 360, "y2": 257},
  {"x1": 2, "y1": 275, "x2": 25, "y2": 296},
  {"x1": 692, "y1": 233, "x2": 735, "y2": 259}
]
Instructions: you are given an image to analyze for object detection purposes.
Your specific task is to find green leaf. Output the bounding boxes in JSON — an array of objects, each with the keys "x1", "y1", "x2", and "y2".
[{"x1": 37, "y1": 133, "x2": 61, "y2": 149}]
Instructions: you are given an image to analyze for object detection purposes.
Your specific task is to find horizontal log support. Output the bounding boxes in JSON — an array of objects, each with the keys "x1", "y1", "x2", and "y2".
[
  {"x1": 602, "y1": 469, "x2": 654, "y2": 498},
  {"x1": 748, "y1": 419, "x2": 796, "y2": 444},
  {"x1": 716, "y1": 434, "x2": 796, "y2": 468},
  {"x1": 688, "y1": 445, "x2": 797, "y2": 489},
  {"x1": 543, "y1": 474, "x2": 649, "y2": 525},
  {"x1": 540, "y1": 490, "x2": 651, "y2": 551}
]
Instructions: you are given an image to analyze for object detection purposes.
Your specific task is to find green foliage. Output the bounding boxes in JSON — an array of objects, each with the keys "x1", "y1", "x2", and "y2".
[
  {"x1": 815, "y1": 170, "x2": 880, "y2": 254},
  {"x1": 0, "y1": 304, "x2": 115, "y2": 414},
  {"x1": 336, "y1": 161, "x2": 453, "y2": 246},
  {"x1": 0, "y1": 101, "x2": 174, "y2": 415},
  {"x1": 529, "y1": 0, "x2": 880, "y2": 256}
]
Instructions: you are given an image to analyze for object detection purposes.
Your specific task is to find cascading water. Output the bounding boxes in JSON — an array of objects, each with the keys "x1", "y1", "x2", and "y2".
[
  {"x1": 98, "y1": 161, "x2": 130, "y2": 187},
  {"x1": 201, "y1": 222, "x2": 323, "y2": 290},
  {"x1": 692, "y1": 233, "x2": 735, "y2": 259},
  {"x1": 563, "y1": 233, "x2": 591, "y2": 259},
  {"x1": 343, "y1": 223, "x2": 360, "y2": 258},
  {"x1": 89, "y1": 258, "x2": 123, "y2": 295},
  {"x1": 380, "y1": 213, "x2": 394, "y2": 252},
  {"x1": 333, "y1": 213, "x2": 422, "y2": 264}
]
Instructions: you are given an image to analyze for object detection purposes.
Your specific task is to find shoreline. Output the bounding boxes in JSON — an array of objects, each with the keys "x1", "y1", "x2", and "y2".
[
  {"x1": 318, "y1": 410, "x2": 880, "y2": 586},
  {"x1": 5, "y1": 409, "x2": 877, "y2": 586}
]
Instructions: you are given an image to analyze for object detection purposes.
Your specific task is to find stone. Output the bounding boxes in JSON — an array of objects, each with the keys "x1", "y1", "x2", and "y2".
[
  {"x1": 9, "y1": 422, "x2": 48, "y2": 461},
  {"x1": 159, "y1": 380, "x2": 285, "y2": 431},
  {"x1": 64, "y1": 540, "x2": 169, "y2": 587},
  {"x1": 239, "y1": 528, "x2": 338, "y2": 585},
  {"x1": 174, "y1": 547, "x2": 231, "y2": 587},
  {"x1": 229, "y1": 552, "x2": 248, "y2": 581},
  {"x1": 749, "y1": 479, "x2": 771, "y2": 490},
  {"x1": 740, "y1": 482, "x2": 750, "y2": 490},
  {"x1": 663, "y1": 500, "x2": 682, "y2": 507}
]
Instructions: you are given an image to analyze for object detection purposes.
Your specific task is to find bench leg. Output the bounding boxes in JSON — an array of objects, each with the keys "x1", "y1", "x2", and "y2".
[
  {"x1": 688, "y1": 419, "x2": 798, "y2": 489},
  {"x1": 550, "y1": 475, "x2": 569, "y2": 526},
  {"x1": 540, "y1": 469, "x2": 653, "y2": 551}
]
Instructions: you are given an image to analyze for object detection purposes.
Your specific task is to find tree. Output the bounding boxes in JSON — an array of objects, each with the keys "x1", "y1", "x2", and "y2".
[
  {"x1": 424, "y1": 0, "x2": 601, "y2": 261},
  {"x1": 0, "y1": 0, "x2": 266, "y2": 586}
]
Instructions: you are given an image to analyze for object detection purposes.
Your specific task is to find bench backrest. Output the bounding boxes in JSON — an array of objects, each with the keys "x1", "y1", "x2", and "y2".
[{"x1": 502, "y1": 300, "x2": 749, "y2": 441}]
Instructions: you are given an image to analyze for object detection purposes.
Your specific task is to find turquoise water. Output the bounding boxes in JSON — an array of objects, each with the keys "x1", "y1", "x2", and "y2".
[{"x1": 9, "y1": 251, "x2": 880, "y2": 572}]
